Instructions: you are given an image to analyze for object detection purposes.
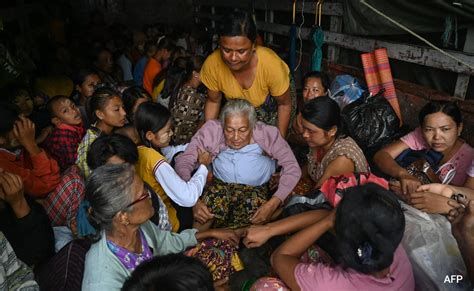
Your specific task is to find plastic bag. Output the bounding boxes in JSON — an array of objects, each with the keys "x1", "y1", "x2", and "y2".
[
  {"x1": 329, "y1": 75, "x2": 365, "y2": 109},
  {"x1": 401, "y1": 202, "x2": 470, "y2": 290},
  {"x1": 341, "y1": 90, "x2": 401, "y2": 153}
]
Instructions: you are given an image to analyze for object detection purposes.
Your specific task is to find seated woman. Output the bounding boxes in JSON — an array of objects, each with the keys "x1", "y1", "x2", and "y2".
[
  {"x1": 301, "y1": 96, "x2": 368, "y2": 188},
  {"x1": 82, "y1": 164, "x2": 238, "y2": 290},
  {"x1": 175, "y1": 99, "x2": 301, "y2": 229},
  {"x1": 374, "y1": 100, "x2": 474, "y2": 214},
  {"x1": 267, "y1": 184, "x2": 415, "y2": 291}
]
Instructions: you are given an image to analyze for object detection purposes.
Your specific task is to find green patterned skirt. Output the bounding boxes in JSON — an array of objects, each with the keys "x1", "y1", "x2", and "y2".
[{"x1": 202, "y1": 179, "x2": 269, "y2": 229}]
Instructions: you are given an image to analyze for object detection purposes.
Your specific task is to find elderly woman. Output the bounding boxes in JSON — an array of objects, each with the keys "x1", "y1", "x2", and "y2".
[
  {"x1": 175, "y1": 99, "x2": 301, "y2": 229},
  {"x1": 82, "y1": 164, "x2": 238, "y2": 291}
]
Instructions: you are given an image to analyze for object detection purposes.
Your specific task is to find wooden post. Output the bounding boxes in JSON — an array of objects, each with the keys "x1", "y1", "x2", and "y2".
[
  {"x1": 265, "y1": 10, "x2": 274, "y2": 45},
  {"x1": 327, "y1": 15, "x2": 342, "y2": 63},
  {"x1": 454, "y1": 28, "x2": 474, "y2": 100},
  {"x1": 211, "y1": 5, "x2": 216, "y2": 28}
]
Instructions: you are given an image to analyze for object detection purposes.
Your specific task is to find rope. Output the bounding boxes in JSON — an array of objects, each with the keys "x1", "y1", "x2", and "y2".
[
  {"x1": 295, "y1": 0, "x2": 305, "y2": 72},
  {"x1": 360, "y1": 0, "x2": 474, "y2": 70}
]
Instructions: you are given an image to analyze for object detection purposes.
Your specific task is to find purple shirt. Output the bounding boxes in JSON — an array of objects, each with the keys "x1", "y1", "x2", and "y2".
[{"x1": 175, "y1": 120, "x2": 301, "y2": 201}]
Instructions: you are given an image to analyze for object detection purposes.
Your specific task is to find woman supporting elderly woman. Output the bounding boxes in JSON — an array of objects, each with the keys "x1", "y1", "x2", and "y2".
[{"x1": 175, "y1": 99, "x2": 301, "y2": 230}]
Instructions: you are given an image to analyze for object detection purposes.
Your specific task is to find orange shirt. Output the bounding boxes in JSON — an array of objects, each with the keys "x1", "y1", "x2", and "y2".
[
  {"x1": 143, "y1": 58, "x2": 162, "y2": 95},
  {"x1": 0, "y1": 148, "x2": 60, "y2": 198}
]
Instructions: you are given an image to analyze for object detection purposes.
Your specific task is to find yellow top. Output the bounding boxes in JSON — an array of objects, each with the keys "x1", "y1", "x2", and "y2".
[
  {"x1": 136, "y1": 146, "x2": 179, "y2": 232},
  {"x1": 200, "y1": 46, "x2": 290, "y2": 107}
]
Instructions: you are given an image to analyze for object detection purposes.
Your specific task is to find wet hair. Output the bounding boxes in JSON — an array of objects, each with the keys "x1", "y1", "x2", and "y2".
[
  {"x1": 73, "y1": 68, "x2": 99, "y2": 86},
  {"x1": 302, "y1": 71, "x2": 331, "y2": 92},
  {"x1": 220, "y1": 99, "x2": 257, "y2": 129},
  {"x1": 418, "y1": 100, "x2": 462, "y2": 126},
  {"x1": 122, "y1": 253, "x2": 214, "y2": 291},
  {"x1": 121, "y1": 86, "x2": 151, "y2": 123},
  {"x1": 0, "y1": 106, "x2": 19, "y2": 137},
  {"x1": 135, "y1": 101, "x2": 171, "y2": 147},
  {"x1": 86, "y1": 164, "x2": 135, "y2": 236},
  {"x1": 218, "y1": 10, "x2": 257, "y2": 43},
  {"x1": 86, "y1": 86, "x2": 121, "y2": 124},
  {"x1": 301, "y1": 96, "x2": 343, "y2": 137},
  {"x1": 336, "y1": 183, "x2": 405, "y2": 274},
  {"x1": 87, "y1": 133, "x2": 139, "y2": 170},
  {"x1": 46, "y1": 95, "x2": 70, "y2": 118}
]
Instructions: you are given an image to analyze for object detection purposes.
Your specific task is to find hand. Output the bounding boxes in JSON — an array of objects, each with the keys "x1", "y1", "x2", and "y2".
[
  {"x1": 243, "y1": 224, "x2": 272, "y2": 248},
  {"x1": 36, "y1": 126, "x2": 53, "y2": 143},
  {"x1": 197, "y1": 148, "x2": 212, "y2": 166},
  {"x1": 416, "y1": 183, "x2": 454, "y2": 198},
  {"x1": 0, "y1": 171, "x2": 25, "y2": 206},
  {"x1": 447, "y1": 196, "x2": 474, "y2": 242},
  {"x1": 409, "y1": 191, "x2": 459, "y2": 214},
  {"x1": 193, "y1": 199, "x2": 214, "y2": 224},
  {"x1": 399, "y1": 174, "x2": 422, "y2": 196},
  {"x1": 209, "y1": 228, "x2": 241, "y2": 246},
  {"x1": 13, "y1": 116, "x2": 40, "y2": 155},
  {"x1": 250, "y1": 197, "x2": 281, "y2": 225},
  {"x1": 269, "y1": 173, "x2": 280, "y2": 191}
]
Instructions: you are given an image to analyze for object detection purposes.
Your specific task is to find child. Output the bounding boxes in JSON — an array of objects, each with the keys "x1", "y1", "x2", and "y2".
[
  {"x1": 43, "y1": 95, "x2": 86, "y2": 170},
  {"x1": 143, "y1": 37, "x2": 174, "y2": 95},
  {"x1": 168, "y1": 55, "x2": 206, "y2": 145},
  {"x1": 0, "y1": 107, "x2": 60, "y2": 198},
  {"x1": 122, "y1": 253, "x2": 214, "y2": 291},
  {"x1": 135, "y1": 101, "x2": 211, "y2": 232},
  {"x1": 267, "y1": 184, "x2": 414, "y2": 291},
  {"x1": 71, "y1": 68, "x2": 101, "y2": 128},
  {"x1": 75, "y1": 86, "x2": 126, "y2": 178},
  {"x1": 122, "y1": 86, "x2": 151, "y2": 124},
  {"x1": 133, "y1": 40, "x2": 157, "y2": 87}
]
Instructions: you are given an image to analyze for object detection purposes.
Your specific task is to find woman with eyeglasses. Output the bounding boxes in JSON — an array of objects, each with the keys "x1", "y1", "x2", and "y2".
[
  {"x1": 81, "y1": 163, "x2": 239, "y2": 291},
  {"x1": 374, "y1": 100, "x2": 474, "y2": 214}
]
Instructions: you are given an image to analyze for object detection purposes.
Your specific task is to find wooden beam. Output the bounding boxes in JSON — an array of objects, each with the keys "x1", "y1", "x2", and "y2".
[
  {"x1": 454, "y1": 28, "x2": 474, "y2": 100},
  {"x1": 193, "y1": 0, "x2": 343, "y2": 16},
  {"x1": 256, "y1": 21, "x2": 474, "y2": 75}
]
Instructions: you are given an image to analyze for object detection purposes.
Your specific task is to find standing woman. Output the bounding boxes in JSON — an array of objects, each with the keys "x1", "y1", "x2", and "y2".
[{"x1": 200, "y1": 10, "x2": 295, "y2": 137}]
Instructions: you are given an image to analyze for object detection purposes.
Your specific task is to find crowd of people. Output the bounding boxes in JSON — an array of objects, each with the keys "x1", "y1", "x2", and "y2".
[{"x1": 0, "y1": 8, "x2": 473, "y2": 291}]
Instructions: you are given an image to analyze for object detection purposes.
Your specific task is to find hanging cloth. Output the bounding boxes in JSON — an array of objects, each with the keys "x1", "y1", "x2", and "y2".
[
  {"x1": 311, "y1": 0, "x2": 324, "y2": 71},
  {"x1": 288, "y1": 0, "x2": 297, "y2": 77}
]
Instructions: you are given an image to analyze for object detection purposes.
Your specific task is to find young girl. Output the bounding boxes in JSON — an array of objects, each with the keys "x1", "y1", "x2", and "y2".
[
  {"x1": 135, "y1": 101, "x2": 211, "y2": 232},
  {"x1": 266, "y1": 184, "x2": 415, "y2": 291},
  {"x1": 76, "y1": 86, "x2": 126, "y2": 178},
  {"x1": 143, "y1": 37, "x2": 174, "y2": 96},
  {"x1": 166, "y1": 56, "x2": 206, "y2": 145},
  {"x1": 122, "y1": 86, "x2": 151, "y2": 124},
  {"x1": 72, "y1": 68, "x2": 101, "y2": 128}
]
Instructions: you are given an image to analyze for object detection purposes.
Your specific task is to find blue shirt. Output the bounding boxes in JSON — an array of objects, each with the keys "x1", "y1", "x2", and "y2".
[
  {"x1": 133, "y1": 56, "x2": 148, "y2": 86},
  {"x1": 213, "y1": 143, "x2": 276, "y2": 186}
]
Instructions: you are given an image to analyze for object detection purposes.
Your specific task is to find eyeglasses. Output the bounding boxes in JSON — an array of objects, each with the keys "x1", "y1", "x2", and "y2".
[{"x1": 126, "y1": 188, "x2": 151, "y2": 208}]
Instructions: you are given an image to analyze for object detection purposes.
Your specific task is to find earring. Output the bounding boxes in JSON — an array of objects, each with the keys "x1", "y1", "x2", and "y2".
[{"x1": 124, "y1": 220, "x2": 130, "y2": 226}]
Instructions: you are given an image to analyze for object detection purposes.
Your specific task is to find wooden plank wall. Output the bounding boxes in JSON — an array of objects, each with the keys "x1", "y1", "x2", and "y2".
[{"x1": 192, "y1": 0, "x2": 474, "y2": 144}]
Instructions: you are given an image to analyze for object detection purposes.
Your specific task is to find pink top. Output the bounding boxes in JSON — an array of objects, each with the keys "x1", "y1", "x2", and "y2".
[
  {"x1": 174, "y1": 120, "x2": 301, "y2": 201},
  {"x1": 294, "y1": 246, "x2": 415, "y2": 291},
  {"x1": 400, "y1": 127, "x2": 474, "y2": 186}
]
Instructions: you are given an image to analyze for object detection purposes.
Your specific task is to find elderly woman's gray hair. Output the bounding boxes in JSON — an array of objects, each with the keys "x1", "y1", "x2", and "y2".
[
  {"x1": 86, "y1": 163, "x2": 135, "y2": 234},
  {"x1": 220, "y1": 99, "x2": 257, "y2": 128}
]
